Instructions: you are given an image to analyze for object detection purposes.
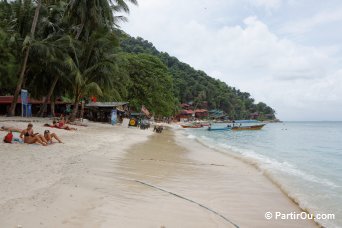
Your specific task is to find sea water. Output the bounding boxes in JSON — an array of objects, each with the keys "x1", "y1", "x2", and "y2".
[{"x1": 184, "y1": 122, "x2": 342, "y2": 227}]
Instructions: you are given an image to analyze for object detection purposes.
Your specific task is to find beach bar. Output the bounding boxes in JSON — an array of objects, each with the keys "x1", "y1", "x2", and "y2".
[{"x1": 85, "y1": 102, "x2": 129, "y2": 123}]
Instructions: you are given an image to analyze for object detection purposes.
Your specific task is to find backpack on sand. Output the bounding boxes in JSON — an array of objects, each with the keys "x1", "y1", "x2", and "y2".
[{"x1": 3, "y1": 132, "x2": 13, "y2": 143}]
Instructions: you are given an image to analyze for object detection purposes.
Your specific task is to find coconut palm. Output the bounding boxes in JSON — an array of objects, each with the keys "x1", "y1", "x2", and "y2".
[
  {"x1": 63, "y1": 30, "x2": 120, "y2": 121},
  {"x1": 65, "y1": 0, "x2": 137, "y2": 40},
  {"x1": 27, "y1": 35, "x2": 76, "y2": 116},
  {"x1": 8, "y1": 0, "x2": 42, "y2": 116}
]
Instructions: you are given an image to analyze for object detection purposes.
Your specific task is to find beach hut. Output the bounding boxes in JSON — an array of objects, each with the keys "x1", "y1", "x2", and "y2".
[
  {"x1": 208, "y1": 109, "x2": 228, "y2": 120},
  {"x1": 249, "y1": 112, "x2": 260, "y2": 120},
  {"x1": 194, "y1": 109, "x2": 208, "y2": 119},
  {"x1": 176, "y1": 109, "x2": 194, "y2": 122},
  {"x1": 0, "y1": 96, "x2": 71, "y2": 116},
  {"x1": 85, "y1": 102, "x2": 129, "y2": 123}
]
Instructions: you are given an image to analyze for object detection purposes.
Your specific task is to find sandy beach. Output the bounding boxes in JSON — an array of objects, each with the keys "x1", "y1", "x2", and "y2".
[{"x1": 0, "y1": 118, "x2": 317, "y2": 228}]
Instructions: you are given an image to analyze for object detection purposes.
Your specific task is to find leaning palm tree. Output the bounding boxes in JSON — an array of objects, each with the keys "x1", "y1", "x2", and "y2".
[
  {"x1": 64, "y1": 31, "x2": 119, "y2": 121},
  {"x1": 8, "y1": 0, "x2": 42, "y2": 116},
  {"x1": 28, "y1": 35, "x2": 76, "y2": 116}
]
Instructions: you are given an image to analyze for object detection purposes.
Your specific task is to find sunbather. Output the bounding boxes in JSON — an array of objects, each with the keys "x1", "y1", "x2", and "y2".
[
  {"x1": 20, "y1": 123, "x2": 47, "y2": 146},
  {"x1": 1, "y1": 126, "x2": 22, "y2": 133},
  {"x1": 44, "y1": 120, "x2": 77, "y2": 130},
  {"x1": 43, "y1": 130, "x2": 62, "y2": 143}
]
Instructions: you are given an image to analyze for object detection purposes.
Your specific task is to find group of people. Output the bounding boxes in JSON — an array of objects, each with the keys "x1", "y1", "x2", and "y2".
[
  {"x1": 20, "y1": 123, "x2": 62, "y2": 146},
  {"x1": 1, "y1": 114, "x2": 88, "y2": 145},
  {"x1": 2, "y1": 123, "x2": 62, "y2": 146}
]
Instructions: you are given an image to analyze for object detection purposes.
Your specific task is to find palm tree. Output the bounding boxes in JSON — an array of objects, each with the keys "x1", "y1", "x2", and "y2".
[
  {"x1": 27, "y1": 35, "x2": 75, "y2": 116},
  {"x1": 66, "y1": 0, "x2": 137, "y2": 40},
  {"x1": 27, "y1": 1, "x2": 71, "y2": 116},
  {"x1": 65, "y1": 31, "x2": 119, "y2": 121},
  {"x1": 8, "y1": 0, "x2": 42, "y2": 116}
]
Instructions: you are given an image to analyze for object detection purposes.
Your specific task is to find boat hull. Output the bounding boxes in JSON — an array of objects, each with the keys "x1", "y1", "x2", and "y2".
[
  {"x1": 181, "y1": 125, "x2": 203, "y2": 129},
  {"x1": 232, "y1": 124, "x2": 265, "y2": 131},
  {"x1": 208, "y1": 127, "x2": 231, "y2": 131}
]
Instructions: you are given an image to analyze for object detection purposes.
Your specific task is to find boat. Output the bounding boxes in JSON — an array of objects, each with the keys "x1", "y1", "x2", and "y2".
[
  {"x1": 207, "y1": 126, "x2": 231, "y2": 131},
  {"x1": 181, "y1": 123, "x2": 203, "y2": 128},
  {"x1": 232, "y1": 124, "x2": 265, "y2": 131}
]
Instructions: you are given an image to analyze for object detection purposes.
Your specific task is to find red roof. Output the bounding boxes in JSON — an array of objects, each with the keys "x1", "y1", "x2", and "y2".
[
  {"x1": 180, "y1": 109, "x2": 194, "y2": 115},
  {"x1": 180, "y1": 103, "x2": 191, "y2": 108},
  {"x1": 0, "y1": 96, "x2": 69, "y2": 105},
  {"x1": 194, "y1": 109, "x2": 208, "y2": 113}
]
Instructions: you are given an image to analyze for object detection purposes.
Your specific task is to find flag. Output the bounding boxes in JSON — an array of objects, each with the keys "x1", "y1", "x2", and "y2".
[{"x1": 141, "y1": 105, "x2": 150, "y2": 117}]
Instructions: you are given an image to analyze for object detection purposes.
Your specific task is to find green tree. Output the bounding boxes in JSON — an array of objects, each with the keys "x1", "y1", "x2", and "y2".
[
  {"x1": 65, "y1": 31, "x2": 119, "y2": 120},
  {"x1": 66, "y1": 0, "x2": 137, "y2": 40},
  {"x1": 122, "y1": 53, "x2": 177, "y2": 116},
  {"x1": 8, "y1": 0, "x2": 42, "y2": 116}
]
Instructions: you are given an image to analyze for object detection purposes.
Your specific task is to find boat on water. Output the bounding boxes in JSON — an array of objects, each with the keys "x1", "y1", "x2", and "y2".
[
  {"x1": 232, "y1": 124, "x2": 266, "y2": 131},
  {"x1": 207, "y1": 126, "x2": 231, "y2": 131},
  {"x1": 181, "y1": 123, "x2": 203, "y2": 128}
]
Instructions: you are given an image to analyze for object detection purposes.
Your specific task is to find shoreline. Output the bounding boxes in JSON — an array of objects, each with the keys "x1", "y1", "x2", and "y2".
[
  {"x1": 172, "y1": 128, "x2": 318, "y2": 227},
  {"x1": 175, "y1": 128, "x2": 322, "y2": 227},
  {"x1": 0, "y1": 118, "x2": 317, "y2": 227}
]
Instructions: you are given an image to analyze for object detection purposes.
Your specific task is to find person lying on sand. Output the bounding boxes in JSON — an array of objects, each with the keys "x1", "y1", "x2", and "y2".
[
  {"x1": 44, "y1": 120, "x2": 77, "y2": 130},
  {"x1": 1, "y1": 126, "x2": 22, "y2": 133},
  {"x1": 43, "y1": 130, "x2": 62, "y2": 144},
  {"x1": 20, "y1": 123, "x2": 48, "y2": 146}
]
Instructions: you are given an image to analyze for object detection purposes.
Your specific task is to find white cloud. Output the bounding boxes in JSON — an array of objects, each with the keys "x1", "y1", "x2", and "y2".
[
  {"x1": 281, "y1": 8, "x2": 342, "y2": 35},
  {"x1": 122, "y1": 0, "x2": 342, "y2": 120},
  {"x1": 250, "y1": 0, "x2": 283, "y2": 10}
]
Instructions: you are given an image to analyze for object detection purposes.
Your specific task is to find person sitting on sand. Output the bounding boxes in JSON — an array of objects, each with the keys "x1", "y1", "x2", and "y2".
[
  {"x1": 43, "y1": 130, "x2": 62, "y2": 144},
  {"x1": 58, "y1": 114, "x2": 66, "y2": 127},
  {"x1": 20, "y1": 123, "x2": 48, "y2": 146}
]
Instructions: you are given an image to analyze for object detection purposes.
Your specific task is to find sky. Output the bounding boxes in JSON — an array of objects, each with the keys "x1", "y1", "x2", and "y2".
[{"x1": 121, "y1": 0, "x2": 342, "y2": 121}]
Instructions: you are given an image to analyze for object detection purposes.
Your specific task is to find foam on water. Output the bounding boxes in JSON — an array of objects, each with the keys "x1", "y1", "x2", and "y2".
[{"x1": 181, "y1": 122, "x2": 342, "y2": 227}]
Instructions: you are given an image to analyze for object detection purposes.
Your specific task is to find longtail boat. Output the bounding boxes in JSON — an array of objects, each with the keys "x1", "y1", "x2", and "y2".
[
  {"x1": 207, "y1": 126, "x2": 231, "y2": 131},
  {"x1": 232, "y1": 124, "x2": 265, "y2": 131},
  {"x1": 181, "y1": 123, "x2": 203, "y2": 128}
]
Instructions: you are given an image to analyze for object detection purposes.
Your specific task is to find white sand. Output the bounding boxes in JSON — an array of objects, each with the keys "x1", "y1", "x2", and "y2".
[{"x1": 0, "y1": 118, "x2": 317, "y2": 227}]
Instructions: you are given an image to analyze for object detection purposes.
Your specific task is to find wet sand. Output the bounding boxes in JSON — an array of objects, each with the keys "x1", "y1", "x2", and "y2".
[{"x1": 0, "y1": 118, "x2": 317, "y2": 227}]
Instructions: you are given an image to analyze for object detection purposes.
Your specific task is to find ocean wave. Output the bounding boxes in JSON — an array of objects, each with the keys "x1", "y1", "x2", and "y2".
[
  {"x1": 187, "y1": 134, "x2": 196, "y2": 139},
  {"x1": 177, "y1": 128, "x2": 341, "y2": 228},
  {"x1": 189, "y1": 133, "x2": 339, "y2": 189}
]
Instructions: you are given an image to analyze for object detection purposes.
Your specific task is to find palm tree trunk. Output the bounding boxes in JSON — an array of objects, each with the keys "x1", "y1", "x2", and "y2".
[
  {"x1": 75, "y1": 22, "x2": 85, "y2": 40},
  {"x1": 8, "y1": 49, "x2": 30, "y2": 116},
  {"x1": 80, "y1": 100, "x2": 85, "y2": 121},
  {"x1": 70, "y1": 94, "x2": 80, "y2": 122},
  {"x1": 51, "y1": 98, "x2": 55, "y2": 117},
  {"x1": 38, "y1": 75, "x2": 59, "y2": 117},
  {"x1": 8, "y1": 0, "x2": 42, "y2": 116}
]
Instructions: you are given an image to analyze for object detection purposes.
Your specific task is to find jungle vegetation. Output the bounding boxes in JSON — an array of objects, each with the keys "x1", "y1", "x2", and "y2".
[{"x1": 0, "y1": 0, "x2": 275, "y2": 119}]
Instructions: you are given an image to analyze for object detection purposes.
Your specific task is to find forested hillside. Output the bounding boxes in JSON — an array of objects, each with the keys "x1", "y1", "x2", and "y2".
[
  {"x1": 0, "y1": 0, "x2": 275, "y2": 120},
  {"x1": 120, "y1": 35, "x2": 276, "y2": 119}
]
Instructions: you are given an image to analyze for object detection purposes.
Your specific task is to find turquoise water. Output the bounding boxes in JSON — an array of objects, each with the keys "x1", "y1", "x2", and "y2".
[{"x1": 184, "y1": 122, "x2": 342, "y2": 227}]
